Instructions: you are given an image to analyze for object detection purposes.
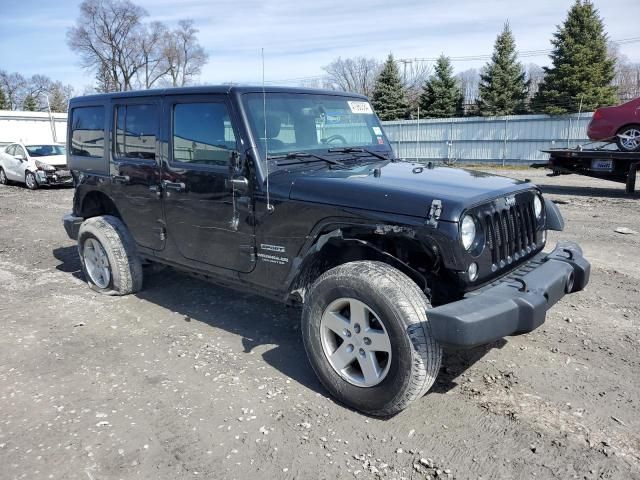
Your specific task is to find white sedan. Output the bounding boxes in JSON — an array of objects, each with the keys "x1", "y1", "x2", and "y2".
[{"x1": 0, "y1": 143, "x2": 72, "y2": 189}]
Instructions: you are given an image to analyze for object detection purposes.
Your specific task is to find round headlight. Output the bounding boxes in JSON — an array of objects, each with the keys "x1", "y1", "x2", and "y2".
[
  {"x1": 534, "y1": 195, "x2": 543, "y2": 219},
  {"x1": 460, "y1": 215, "x2": 476, "y2": 251}
]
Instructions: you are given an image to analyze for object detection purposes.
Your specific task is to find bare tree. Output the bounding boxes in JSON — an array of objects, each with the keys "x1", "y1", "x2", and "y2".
[
  {"x1": 609, "y1": 43, "x2": 640, "y2": 101},
  {"x1": 67, "y1": 0, "x2": 147, "y2": 91},
  {"x1": 0, "y1": 71, "x2": 27, "y2": 110},
  {"x1": 404, "y1": 61, "x2": 431, "y2": 116},
  {"x1": 525, "y1": 63, "x2": 545, "y2": 103},
  {"x1": 163, "y1": 20, "x2": 208, "y2": 87},
  {"x1": 323, "y1": 57, "x2": 381, "y2": 97},
  {"x1": 139, "y1": 21, "x2": 170, "y2": 89},
  {"x1": 456, "y1": 68, "x2": 480, "y2": 106}
]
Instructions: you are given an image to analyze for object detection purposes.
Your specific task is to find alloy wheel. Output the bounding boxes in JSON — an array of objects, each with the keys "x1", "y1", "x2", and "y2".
[
  {"x1": 320, "y1": 297, "x2": 392, "y2": 387},
  {"x1": 618, "y1": 127, "x2": 640, "y2": 151},
  {"x1": 83, "y1": 238, "x2": 111, "y2": 289}
]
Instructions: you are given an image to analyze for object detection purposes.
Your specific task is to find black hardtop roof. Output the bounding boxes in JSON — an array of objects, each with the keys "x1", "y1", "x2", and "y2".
[{"x1": 70, "y1": 85, "x2": 369, "y2": 104}]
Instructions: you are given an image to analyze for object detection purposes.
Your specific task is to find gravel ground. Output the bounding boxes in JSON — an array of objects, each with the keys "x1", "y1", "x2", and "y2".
[{"x1": 0, "y1": 169, "x2": 639, "y2": 480}]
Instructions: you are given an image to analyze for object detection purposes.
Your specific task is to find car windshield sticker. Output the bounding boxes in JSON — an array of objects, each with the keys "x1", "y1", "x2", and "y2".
[
  {"x1": 347, "y1": 101, "x2": 374, "y2": 114},
  {"x1": 372, "y1": 126, "x2": 383, "y2": 136}
]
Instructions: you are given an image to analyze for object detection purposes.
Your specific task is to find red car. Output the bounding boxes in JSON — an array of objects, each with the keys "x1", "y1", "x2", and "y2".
[{"x1": 587, "y1": 97, "x2": 640, "y2": 152}]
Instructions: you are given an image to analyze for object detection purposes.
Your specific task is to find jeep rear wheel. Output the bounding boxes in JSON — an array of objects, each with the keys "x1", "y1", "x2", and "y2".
[
  {"x1": 302, "y1": 261, "x2": 442, "y2": 416},
  {"x1": 77, "y1": 215, "x2": 143, "y2": 295}
]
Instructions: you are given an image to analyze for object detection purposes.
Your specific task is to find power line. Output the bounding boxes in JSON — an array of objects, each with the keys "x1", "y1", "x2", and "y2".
[
  {"x1": 399, "y1": 36, "x2": 640, "y2": 63},
  {"x1": 266, "y1": 36, "x2": 640, "y2": 85}
]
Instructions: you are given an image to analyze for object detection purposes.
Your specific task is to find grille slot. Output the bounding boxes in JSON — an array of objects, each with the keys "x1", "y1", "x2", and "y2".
[{"x1": 483, "y1": 196, "x2": 537, "y2": 270}]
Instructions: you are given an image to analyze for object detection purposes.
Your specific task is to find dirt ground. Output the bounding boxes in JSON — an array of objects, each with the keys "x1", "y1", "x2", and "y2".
[{"x1": 0, "y1": 168, "x2": 639, "y2": 480}]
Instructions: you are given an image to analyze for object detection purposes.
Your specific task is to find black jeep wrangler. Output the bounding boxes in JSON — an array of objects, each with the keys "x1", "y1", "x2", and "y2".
[{"x1": 63, "y1": 86, "x2": 590, "y2": 415}]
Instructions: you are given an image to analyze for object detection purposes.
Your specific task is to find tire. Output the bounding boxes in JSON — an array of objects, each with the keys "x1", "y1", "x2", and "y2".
[
  {"x1": 616, "y1": 124, "x2": 640, "y2": 152},
  {"x1": 77, "y1": 215, "x2": 143, "y2": 295},
  {"x1": 302, "y1": 261, "x2": 442, "y2": 416},
  {"x1": 0, "y1": 167, "x2": 8, "y2": 185},
  {"x1": 25, "y1": 171, "x2": 38, "y2": 190}
]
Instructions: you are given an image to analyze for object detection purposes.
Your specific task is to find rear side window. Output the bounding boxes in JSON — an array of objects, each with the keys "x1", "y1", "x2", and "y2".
[
  {"x1": 172, "y1": 102, "x2": 236, "y2": 166},
  {"x1": 114, "y1": 104, "x2": 157, "y2": 160},
  {"x1": 70, "y1": 106, "x2": 105, "y2": 158},
  {"x1": 5, "y1": 145, "x2": 15, "y2": 155}
]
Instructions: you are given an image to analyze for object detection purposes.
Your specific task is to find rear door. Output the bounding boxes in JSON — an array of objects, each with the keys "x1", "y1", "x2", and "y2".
[
  {"x1": 110, "y1": 98, "x2": 165, "y2": 251},
  {"x1": 3, "y1": 145, "x2": 20, "y2": 179},
  {"x1": 161, "y1": 95, "x2": 256, "y2": 273}
]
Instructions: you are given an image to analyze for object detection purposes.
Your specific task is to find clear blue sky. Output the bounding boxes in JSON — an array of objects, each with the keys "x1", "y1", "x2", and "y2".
[{"x1": 2, "y1": 0, "x2": 639, "y2": 92}]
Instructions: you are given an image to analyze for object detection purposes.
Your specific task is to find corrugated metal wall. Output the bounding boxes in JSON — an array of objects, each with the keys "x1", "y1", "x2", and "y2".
[
  {"x1": 382, "y1": 113, "x2": 594, "y2": 165},
  {"x1": 0, "y1": 110, "x2": 67, "y2": 147}
]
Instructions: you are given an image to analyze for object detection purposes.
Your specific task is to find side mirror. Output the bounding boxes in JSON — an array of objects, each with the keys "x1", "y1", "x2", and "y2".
[
  {"x1": 228, "y1": 175, "x2": 249, "y2": 193},
  {"x1": 14, "y1": 155, "x2": 25, "y2": 162}
]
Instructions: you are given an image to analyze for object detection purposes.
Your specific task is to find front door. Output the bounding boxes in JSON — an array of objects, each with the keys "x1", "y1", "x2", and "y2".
[
  {"x1": 109, "y1": 98, "x2": 165, "y2": 251},
  {"x1": 161, "y1": 95, "x2": 255, "y2": 273}
]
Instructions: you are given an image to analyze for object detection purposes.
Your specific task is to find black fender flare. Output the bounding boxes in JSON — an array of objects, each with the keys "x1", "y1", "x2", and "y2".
[
  {"x1": 286, "y1": 227, "x2": 429, "y2": 302},
  {"x1": 545, "y1": 198, "x2": 565, "y2": 231}
]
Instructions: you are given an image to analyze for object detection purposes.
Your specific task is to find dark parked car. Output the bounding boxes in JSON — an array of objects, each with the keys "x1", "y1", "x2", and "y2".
[
  {"x1": 587, "y1": 97, "x2": 640, "y2": 151},
  {"x1": 62, "y1": 86, "x2": 590, "y2": 415}
]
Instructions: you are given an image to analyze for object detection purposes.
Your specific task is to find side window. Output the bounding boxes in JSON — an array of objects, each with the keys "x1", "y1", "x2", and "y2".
[
  {"x1": 172, "y1": 102, "x2": 236, "y2": 166},
  {"x1": 114, "y1": 104, "x2": 157, "y2": 160},
  {"x1": 70, "y1": 106, "x2": 105, "y2": 158},
  {"x1": 6, "y1": 145, "x2": 15, "y2": 156},
  {"x1": 15, "y1": 146, "x2": 26, "y2": 158}
]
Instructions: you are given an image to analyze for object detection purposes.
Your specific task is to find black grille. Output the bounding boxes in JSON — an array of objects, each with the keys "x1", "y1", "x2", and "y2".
[{"x1": 484, "y1": 198, "x2": 537, "y2": 270}]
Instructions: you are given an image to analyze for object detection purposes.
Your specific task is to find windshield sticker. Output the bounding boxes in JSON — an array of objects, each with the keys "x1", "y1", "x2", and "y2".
[
  {"x1": 347, "y1": 101, "x2": 374, "y2": 114},
  {"x1": 372, "y1": 126, "x2": 382, "y2": 136}
]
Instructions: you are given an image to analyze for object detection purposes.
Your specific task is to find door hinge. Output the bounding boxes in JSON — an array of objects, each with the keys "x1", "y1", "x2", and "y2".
[
  {"x1": 240, "y1": 244, "x2": 256, "y2": 262},
  {"x1": 426, "y1": 199, "x2": 442, "y2": 227},
  {"x1": 153, "y1": 226, "x2": 166, "y2": 241}
]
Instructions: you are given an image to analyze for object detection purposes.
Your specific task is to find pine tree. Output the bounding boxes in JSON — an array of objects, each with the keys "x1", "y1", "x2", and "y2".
[
  {"x1": 477, "y1": 23, "x2": 528, "y2": 116},
  {"x1": 49, "y1": 83, "x2": 70, "y2": 113},
  {"x1": 371, "y1": 54, "x2": 408, "y2": 121},
  {"x1": 532, "y1": 0, "x2": 617, "y2": 114},
  {"x1": 23, "y1": 94, "x2": 37, "y2": 111},
  {"x1": 0, "y1": 85, "x2": 7, "y2": 110},
  {"x1": 420, "y1": 55, "x2": 464, "y2": 118}
]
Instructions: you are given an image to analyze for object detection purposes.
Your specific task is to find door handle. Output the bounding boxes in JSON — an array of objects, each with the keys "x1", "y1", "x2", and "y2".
[
  {"x1": 112, "y1": 174, "x2": 130, "y2": 184},
  {"x1": 162, "y1": 180, "x2": 185, "y2": 192}
]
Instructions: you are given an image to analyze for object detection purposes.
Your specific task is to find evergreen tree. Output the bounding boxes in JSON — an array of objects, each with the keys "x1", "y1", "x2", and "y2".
[
  {"x1": 477, "y1": 23, "x2": 528, "y2": 116},
  {"x1": 49, "y1": 83, "x2": 70, "y2": 113},
  {"x1": 532, "y1": 0, "x2": 617, "y2": 114},
  {"x1": 419, "y1": 55, "x2": 464, "y2": 118},
  {"x1": 23, "y1": 94, "x2": 37, "y2": 111},
  {"x1": 371, "y1": 54, "x2": 408, "y2": 121},
  {"x1": 0, "y1": 85, "x2": 7, "y2": 110}
]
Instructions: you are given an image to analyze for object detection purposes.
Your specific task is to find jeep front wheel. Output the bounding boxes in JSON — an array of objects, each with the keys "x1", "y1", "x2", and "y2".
[
  {"x1": 302, "y1": 261, "x2": 442, "y2": 416},
  {"x1": 77, "y1": 215, "x2": 143, "y2": 295}
]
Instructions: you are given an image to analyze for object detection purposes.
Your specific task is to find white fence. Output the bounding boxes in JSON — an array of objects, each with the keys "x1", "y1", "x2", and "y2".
[
  {"x1": 382, "y1": 113, "x2": 595, "y2": 165},
  {"x1": 0, "y1": 110, "x2": 67, "y2": 147},
  {"x1": 1, "y1": 110, "x2": 594, "y2": 165}
]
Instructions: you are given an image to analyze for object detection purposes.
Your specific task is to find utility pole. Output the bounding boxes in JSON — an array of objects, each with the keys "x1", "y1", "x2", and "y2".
[{"x1": 398, "y1": 59, "x2": 412, "y2": 83}]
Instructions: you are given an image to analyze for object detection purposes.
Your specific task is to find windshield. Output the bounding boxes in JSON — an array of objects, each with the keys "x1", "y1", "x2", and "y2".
[
  {"x1": 242, "y1": 93, "x2": 391, "y2": 168},
  {"x1": 25, "y1": 145, "x2": 66, "y2": 157}
]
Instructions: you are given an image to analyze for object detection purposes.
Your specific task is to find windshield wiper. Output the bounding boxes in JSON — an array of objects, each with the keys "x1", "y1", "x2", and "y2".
[
  {"x1": 327, "y1": 147, "x2": 390, "y2": 161},
  {"x1": 270, "y1": 151, "x2": 343, "y2": 166}
]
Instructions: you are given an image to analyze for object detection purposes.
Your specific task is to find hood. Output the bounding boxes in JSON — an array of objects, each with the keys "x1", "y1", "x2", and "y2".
[
  {"x1": 34, "y1": 154, "x2": 67, "y2": 168},
  {"x1": 273, "y1": 161, "x2": 534, "y2": 222}
]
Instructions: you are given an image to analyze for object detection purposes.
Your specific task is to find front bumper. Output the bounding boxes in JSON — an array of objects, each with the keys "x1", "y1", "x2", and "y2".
[
  {"x1": 428, "y1": 241, "x2": 590, "y2": 348},
  {"x1": 37, "y1": 170, "x2": 73, "y2": 186},
  {"x1": 63, "y1": 213, "x2": 83, "y2": 240}
]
